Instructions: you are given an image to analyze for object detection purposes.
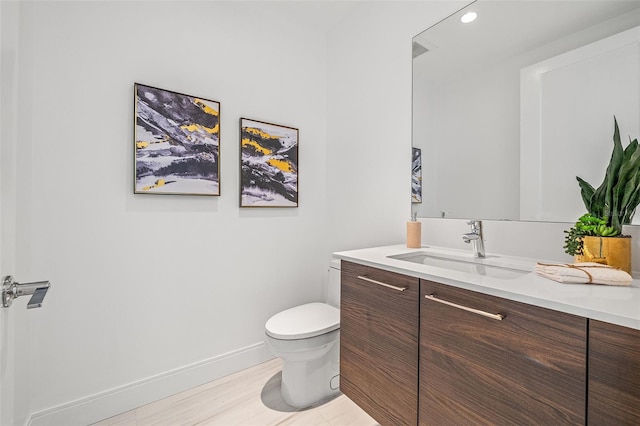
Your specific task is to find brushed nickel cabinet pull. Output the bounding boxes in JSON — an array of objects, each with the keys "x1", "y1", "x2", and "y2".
[
  {"x1": 357, "y1": 276, "x2": 407, "y2": 292},
  {"x1": 425, "y1": 294, "x2": 504, "y2": 321}
]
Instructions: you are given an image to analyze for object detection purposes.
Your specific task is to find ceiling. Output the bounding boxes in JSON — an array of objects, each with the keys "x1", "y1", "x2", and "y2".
[{"x1": 242, "y1": 0, "x2": 362, "y2": 33}]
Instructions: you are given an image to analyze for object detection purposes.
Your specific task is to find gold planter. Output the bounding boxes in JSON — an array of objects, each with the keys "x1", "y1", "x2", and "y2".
[{"x1": 576, "y1": 235, "x2": 632, "y2": 274}]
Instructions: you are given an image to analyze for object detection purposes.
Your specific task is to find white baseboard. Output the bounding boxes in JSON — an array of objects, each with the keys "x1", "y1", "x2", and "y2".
[{"x1": 28, "y1": 342, "x2": 274, "y2": 426}]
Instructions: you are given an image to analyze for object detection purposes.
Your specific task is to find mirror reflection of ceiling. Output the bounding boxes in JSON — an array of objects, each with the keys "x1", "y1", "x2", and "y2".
[{"x1": 414, "y1": 1, "x2": 640, "y2": 84}]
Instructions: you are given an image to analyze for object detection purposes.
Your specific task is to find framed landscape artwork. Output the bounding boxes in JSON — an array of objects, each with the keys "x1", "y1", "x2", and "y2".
[
  {"x1": 134, "y1": 83, "x2": 220, "y2": 196},
  {"x1": 412, "y1": 147, "x2": 422, "y2": 203},
  {"x1": 240, "y1": 118, "x2": 299, "y2": 207}
]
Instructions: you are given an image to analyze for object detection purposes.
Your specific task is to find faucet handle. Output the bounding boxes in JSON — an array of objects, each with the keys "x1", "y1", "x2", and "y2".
[{"x1": 467, "y1": 220, "x2": 482, "y2": 230}]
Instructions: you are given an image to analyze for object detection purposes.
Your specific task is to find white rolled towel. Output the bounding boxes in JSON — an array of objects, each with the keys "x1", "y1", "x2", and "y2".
[{"x1": 535, "y1": 262, "x2": 632, "y2": 286}]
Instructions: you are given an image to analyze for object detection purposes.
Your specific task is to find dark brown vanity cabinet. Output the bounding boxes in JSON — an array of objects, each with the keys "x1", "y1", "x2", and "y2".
[
  {"x1": 340, "y1": 261, "x2": 420, "y2": 426},
  {"x1": 339, "y1": 262, "x2": 639, "y2": 425},
  {"x1": 588, "y1": 320, "x2": 640, "y2": 425},
  {"x1": 419, "y1": 280, "x2": 587, "y2": 425}
]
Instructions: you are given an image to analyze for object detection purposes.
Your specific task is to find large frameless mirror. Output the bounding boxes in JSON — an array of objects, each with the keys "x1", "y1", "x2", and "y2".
[{"x1": 412, "y1": 0, "x2": 640, "y2": 222}]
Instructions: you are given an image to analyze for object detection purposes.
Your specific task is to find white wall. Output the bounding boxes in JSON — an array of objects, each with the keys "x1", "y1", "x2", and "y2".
[
  {"x1": 326, "y1": 1, "x2": 469, "y2": 252},
  {"x1": 1, "y1": 2, "x2": 32, "y2": 425},
  {"x1": 10, "y1": 1, "x2": 331, "y2": 424}
]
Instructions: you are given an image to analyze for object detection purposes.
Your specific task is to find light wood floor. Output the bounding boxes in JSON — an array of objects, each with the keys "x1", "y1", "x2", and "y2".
[{"x1": 92, "y1": 358, "x2": 379, "y2": 426}]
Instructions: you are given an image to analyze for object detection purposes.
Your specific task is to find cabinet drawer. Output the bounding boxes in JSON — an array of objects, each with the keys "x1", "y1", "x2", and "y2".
[
  {"x1": 340, "y1": 261, "x2": 419, "y2": 426},
  {"x1": 589, "y1": 320, "x2": 640, "y2": 425},
  {"x1": 420, "y1": 280, "x2": 586, "y2": 425}
]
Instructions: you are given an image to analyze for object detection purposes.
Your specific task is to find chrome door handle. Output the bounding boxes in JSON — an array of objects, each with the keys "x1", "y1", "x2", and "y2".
[{"x1": 2, "y1": 275, "x2": 51, "y2": 309}]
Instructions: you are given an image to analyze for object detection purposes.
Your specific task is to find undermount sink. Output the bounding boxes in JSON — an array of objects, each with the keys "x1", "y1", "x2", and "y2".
[{"x1": 387, "y1": 250, "x2": 533, "y2": 280}]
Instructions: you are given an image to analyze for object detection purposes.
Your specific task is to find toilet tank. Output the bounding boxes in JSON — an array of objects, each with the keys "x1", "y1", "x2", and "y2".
[{"x1": 327, "y1": 259, "x2": 341, "y2": 308}]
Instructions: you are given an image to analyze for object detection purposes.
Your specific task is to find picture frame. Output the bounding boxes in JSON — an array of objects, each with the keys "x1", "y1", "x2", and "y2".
[
  {"x1": 134, "y1": 83, "x2": 220, "y2": 196},
  {"x1": 240, "y1": 118, "x2": 299, "y2": 207},
  {"x1": 412, "y1": 147, "x2": 422, "y2": 203}
]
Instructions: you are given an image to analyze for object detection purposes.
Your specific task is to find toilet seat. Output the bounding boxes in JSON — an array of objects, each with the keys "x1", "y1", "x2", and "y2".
[{"x1": 265, "y1": 302, "x2": 339, "y2": 340}]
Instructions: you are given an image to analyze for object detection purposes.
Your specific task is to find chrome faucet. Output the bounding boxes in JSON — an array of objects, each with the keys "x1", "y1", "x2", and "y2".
[{"x1": 463, "y1": 220, "x2": 485, "y2": 258}]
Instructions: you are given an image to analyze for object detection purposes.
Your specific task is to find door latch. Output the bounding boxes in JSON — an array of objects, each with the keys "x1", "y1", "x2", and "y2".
[{"x1": 2, "y1": 276, "x2": 50, "y2": 309}]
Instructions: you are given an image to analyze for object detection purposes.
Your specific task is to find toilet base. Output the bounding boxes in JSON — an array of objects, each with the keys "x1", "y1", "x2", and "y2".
[{"x1": 280, "y1": 342, "x2": 340, "y2": 408}]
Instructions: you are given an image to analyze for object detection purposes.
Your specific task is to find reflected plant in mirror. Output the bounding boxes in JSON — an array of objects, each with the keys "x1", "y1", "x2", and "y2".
[{"x1": 412, "y1": 0, "x2": 640, "y2": 223}]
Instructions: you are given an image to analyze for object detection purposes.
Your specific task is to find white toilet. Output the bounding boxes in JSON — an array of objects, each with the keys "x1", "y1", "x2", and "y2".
[{"x1": 264, "y1": 259, "x2": 341, "y2": 408}]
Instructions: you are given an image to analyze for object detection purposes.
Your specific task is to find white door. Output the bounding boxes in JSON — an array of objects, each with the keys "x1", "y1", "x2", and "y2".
[{"x1": 1, "y1": 2, "x2": 32, "y2": 424}]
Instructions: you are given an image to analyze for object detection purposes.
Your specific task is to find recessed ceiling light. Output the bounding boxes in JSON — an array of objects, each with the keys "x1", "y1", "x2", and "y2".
[{"x1": 461, "y1": 11, "x2": 477, "y2": 24}]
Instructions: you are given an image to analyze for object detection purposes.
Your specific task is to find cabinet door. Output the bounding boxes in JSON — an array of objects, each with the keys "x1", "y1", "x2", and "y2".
[
  {"x1": 589, "y1": 320, "x2": 640, "y2": 425},
  {"x1": 420, "y1": 281, "x2": 586, "y2": 425},
  {"x1": 340, "y1": 261, "x2": 419, "y2": 426}
]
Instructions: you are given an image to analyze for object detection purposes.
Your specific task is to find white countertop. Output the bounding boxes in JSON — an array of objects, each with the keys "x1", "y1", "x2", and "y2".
[{"x1": 333, "y1": 244, "x2": 640, "y2": 330}]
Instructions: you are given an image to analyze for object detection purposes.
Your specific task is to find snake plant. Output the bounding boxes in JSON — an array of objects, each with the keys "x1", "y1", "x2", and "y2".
[{"x1": 576, "y1": 117, "x2": 640, "y2": 236}]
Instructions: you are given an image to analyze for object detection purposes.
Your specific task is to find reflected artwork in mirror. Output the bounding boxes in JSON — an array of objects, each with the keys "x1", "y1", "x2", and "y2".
[
  {"x1": 412, "y1": 147, "x2": 423, "y2": 204},
  {"x1": 412, "y1": 0, "x2": 640, "y2": 223}
]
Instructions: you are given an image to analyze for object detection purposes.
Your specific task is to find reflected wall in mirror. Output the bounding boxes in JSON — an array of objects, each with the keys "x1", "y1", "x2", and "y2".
[{"x1": 412, "y1": 0, "x2": 640, "y2": 222}]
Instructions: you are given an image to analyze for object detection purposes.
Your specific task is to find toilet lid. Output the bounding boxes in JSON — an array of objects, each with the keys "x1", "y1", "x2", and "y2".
[{"x1": 265, "y1": 302, "x2": 340, "y2": 340}]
